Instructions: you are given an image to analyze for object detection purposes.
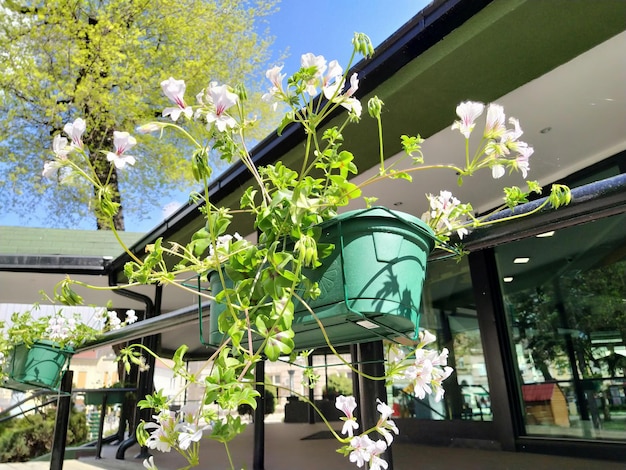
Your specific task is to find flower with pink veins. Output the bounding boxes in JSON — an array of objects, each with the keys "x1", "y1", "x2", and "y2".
[
  {"x1": 451, "y1": 101, "x2": 484, "y2": 138},
  {"x1": 205, "y1": 83, "x2": 238, "y2": 132},
  {"x1": 431, "y1": 366, "x2": 454, "y2": 402},
  {"x1": 53, "y1": 134, "x2": 71, "y2": 160},
  {"x1": 301, "y1": 52, "x2": 327, "y2": 96},
  {"x1": 368, "y1": 439, "x2": 389, "y2": 470},
  {"x1": 427, "y1": 347, "x2": 449, "y2": 367},
  {"x1": 266, "y1": 65, "x2": 286, "y2": 91},
  {"x1": 322, "y1": 70, "x2": 362, "y2": 116},
  {"x1": 106, "y1": 131, "x2": 137, "y2": 169},
  {"x1": 161, "y1": 77, "x2": 193, "y2": 121},
  {"x1": 412, "y1": 350, "x2": 434, "y2": 399},
  {"x1": 514, "y1": 146, "x2": 533, "y2": 178},
  {"x1": 63, "y1": 118, "x2": 86, "y2": 149},
  {"x1": 336, "y1": 395, "x2": 359, "y2": 437},
  {"x1": 418, "y1": 329, "x2": 437, "y2": 347},
  {"x1": 376, "y1": 399, "x2": 399, "y2": 446},
  {"x1": 345, "y1": 73, "x2": 359, "y2": 97},
  {"x1": 262, "y1": 65, "x2": 287, "y2": 110},
  {"x1": 483, "y1": 103, "x2": 506, "y2": 139},
  {"x1": 349, "y1": 435, "x2": 373, "y2": 468}
]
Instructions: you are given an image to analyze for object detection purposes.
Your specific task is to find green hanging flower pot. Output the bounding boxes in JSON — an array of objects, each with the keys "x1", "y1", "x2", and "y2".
[
  {"x1": 3, "y1": 340, "x2": 74, "y2": 391},
  {"x1": 207, "y1": 207, "x2": 435, "y2": 350}
]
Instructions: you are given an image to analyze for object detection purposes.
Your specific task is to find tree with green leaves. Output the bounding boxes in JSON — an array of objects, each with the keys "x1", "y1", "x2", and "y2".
[{"x1": 0, "y1": 0, "x2": 278, "y2": 229}]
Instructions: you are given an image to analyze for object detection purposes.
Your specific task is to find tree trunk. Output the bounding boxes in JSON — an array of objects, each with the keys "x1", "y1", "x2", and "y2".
[{"x1": 87, "y1": 129, "x2": 125, "y2": 231}]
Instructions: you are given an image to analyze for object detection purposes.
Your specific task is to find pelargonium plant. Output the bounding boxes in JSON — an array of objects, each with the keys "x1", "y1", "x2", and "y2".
[
  {"x1": 42, "y1": 32, "x2": 570, "y2": 470},
  {"x1": 0, "y1": 302, "x2": 138, "y2": 378}
]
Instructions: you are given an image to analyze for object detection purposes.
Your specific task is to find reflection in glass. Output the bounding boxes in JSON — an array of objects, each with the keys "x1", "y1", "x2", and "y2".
[
  {"x1": 388, "y1": 256, "x2": 492, "y2": 421},
  {"x1": 496, "y1": 213, "x2": 626, "y2": 441}
]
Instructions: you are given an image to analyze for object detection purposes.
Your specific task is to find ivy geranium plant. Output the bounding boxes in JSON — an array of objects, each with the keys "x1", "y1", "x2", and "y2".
[
  {"x1": 42, "y1": 33, "x2": 571, "y2": 470},
  {"x1": 0, "y1": 301, "x2": 138, "y2": 381}
]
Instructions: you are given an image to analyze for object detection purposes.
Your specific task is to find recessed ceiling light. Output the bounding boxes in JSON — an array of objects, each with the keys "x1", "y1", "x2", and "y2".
[
  {"x1": 513, "y1": 257, "x2": 530, "y2": 264},
  {"x1": 503, "y1": 277, "x2": 514, "y2": 283},
  {"x1": 536, "y1": 231, "x2": 555, "y2": 238},
  {"x1": 540, "y1": 127, "x2": 552, "y2": 134}
]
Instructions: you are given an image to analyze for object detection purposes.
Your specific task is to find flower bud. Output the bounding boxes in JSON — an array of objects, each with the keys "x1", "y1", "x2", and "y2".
[
  {"x1": 352, "y1": 32, "x2": 374, "y2": 59},
  {"x1": 136, "y1": 122, "x2": 163, "y2": 134},
  {"x1": 234, "y1": 83, "x2": 248, "y2": 102},
  {"x1": 367, "y1": 96, "x2": 384, "y2": 119}
]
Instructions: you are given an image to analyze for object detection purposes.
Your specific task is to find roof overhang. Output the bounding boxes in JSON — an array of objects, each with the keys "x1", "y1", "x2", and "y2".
[{"x1": 2, "y1": 0, "x2": 625, "y2": 359}]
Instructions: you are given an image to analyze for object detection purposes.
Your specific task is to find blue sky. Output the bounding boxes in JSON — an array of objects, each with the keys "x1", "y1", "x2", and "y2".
[{"x1": 2, "y1": 0, "x2": 431, "y2": 232}]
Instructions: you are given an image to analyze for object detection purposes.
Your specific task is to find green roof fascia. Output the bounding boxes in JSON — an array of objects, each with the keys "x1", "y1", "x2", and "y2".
[{"x1": 109, "y1": 0, "x2": 626, "y2": 277}]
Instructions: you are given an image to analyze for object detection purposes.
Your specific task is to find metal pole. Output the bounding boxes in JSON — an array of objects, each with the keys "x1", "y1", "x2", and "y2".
[
  {"x1": 357, "y1": 341, "x2": 393, "y2": 469},
  {"x1": 50, "y1": 370, "x2": 73, "y2": 470},
  {"x1": 253, "y1": 360, "x2": 265, "y2": 470},
  {"x1": 307, "y1": 355, "x2": 315, "y2": 424},
  {"x1": 95, "y1": 393, "x2": 108, "y2": 459}
]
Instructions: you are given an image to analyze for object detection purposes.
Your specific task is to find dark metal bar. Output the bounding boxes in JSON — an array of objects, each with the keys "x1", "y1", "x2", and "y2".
[
  {"x1": 113, "y1": 282, "x2": 156, "y2": 461},
  {"x1": 461, "y1": 173, "x2": 626, "y2": 253},
  {"x1": 307, "y1": 355, "x2": 315, "y2": 424},
  {"x1": 50, "y1": 370, "x2": 73, "y2": 470},
  {"x1": 75, "y1": 301, "x2": 211, "y2": 354},
  {"x1": 468, "y1": 249, "x2": 518, "y2": 451},
  {"x1": 253, "y1": 360, "x2": 265, "y2": 470},
  {"x1": 0, "y1": 390, "x2": 56, "y2": 423},
  {"x1": 95, "y1": 393, "x2": 108, "y2": 459},
  {"x1": 356, "y1": 341, "x2": 393, "y2": 469}
]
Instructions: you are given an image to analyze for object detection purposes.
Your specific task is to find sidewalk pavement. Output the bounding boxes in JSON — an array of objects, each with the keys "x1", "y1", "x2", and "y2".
[{"x1": 1, "y1": 422, "x2": 624, "y2": 469}]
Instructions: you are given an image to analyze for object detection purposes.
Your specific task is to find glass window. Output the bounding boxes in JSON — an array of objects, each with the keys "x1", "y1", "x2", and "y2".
[
  {"x1": 495, "y1": 213, "x2": 626, "y2": 441},
  {"x1": 389, "y1": 256, "x2": 492, "y2": 421}
]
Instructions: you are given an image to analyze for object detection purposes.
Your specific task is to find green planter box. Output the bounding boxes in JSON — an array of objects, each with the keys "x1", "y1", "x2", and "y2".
[
  {"x1": 208, "y1": 208, "x2": 435, "y2": 350},
  {"x1": 3, "y1": 341, "x2": 74, "y2": 391},
  {"x1": 84, "y1": 390, "x2": 126, "y2": 405}
]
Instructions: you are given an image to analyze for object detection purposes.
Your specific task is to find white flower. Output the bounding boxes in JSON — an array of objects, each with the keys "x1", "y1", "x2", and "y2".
[
  {"x1": 300, "y1": 52, "x2": 327, "y2": 96},
  {"x1": 431, "y1": 366, "x2": 454, "y2": 402},
  {"x1": 412, "y1": 351, "x2": 433, "y2": 400},
  {"x1": 125, "y1": 309, "x2": 138, "y2": 324},
  {"x1": 491, "y1": 164, "x2": 505, "y2": 179},
  {"x1": 335, "y1": 395, "x2": 359, "y2": 436},
  {"x1": 483, "y1": 103, "x2": 506, "y2": 139},
  {"x1": 105, "y1": 131, "x2": 137, "y2": 169},
  {"x1": 427, "y1": 347, "x2": 449, "y2": 367},
  {"x1": 107, "y1": 311, "x2": 122, "y2": 330},
  {"x1": 419, "y1": 329, "x2": 437, "y2": 347},
  {"x1": 143, "y1": 456, "x2": 158, "y2": 470},
  {"x1": 138, "y1": 355, "x2": 150, "y2": 372},
  {"x1": 205, "y1": 83, "x2": 238, "y2": 132},
  {"x1": 368, "y1": 439, "x2": 389, "y2": 470},
  {"x1": 42, "y1": 160, "x2": 62, "y2": 179},
  {"x1": 262, "y1": 64, "x2": 286, "y2": 109},
  {"x1": 208, "y1": 232, "x2": 244, "y2": 257},
  {"x1": 451, "y1": 101, "x2": 484, "y2": 138},
  {"x1": 376, "y1": 399, "x2": 399, "y2": 446},
  {"x1": 161, "y1": 77, "x2": 193, "y2": 121},
  {"x1": 387, "y1": 345, "x2": 406, "y2": 364},
  {"x1": 52, "y1": 134, "x2": 71, "y2": 160},
  {"x1": 176, "y1": 422, "x2": 212, "y2": 450},
  {"x1": 144, "y1": 422, "x2": 172, "y2": 453},
  {"x1": 349, "y1": 435, "x2": 373, "y2": 468},
  {"x1": 63, "y1": 118, "x2": 86, "y2": 149}
]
